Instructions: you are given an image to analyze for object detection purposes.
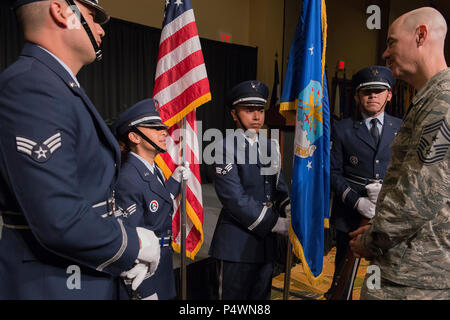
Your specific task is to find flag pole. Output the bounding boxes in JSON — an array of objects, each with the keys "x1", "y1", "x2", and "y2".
[
  {"x1": 281, "y1": 0, "x2": 293, "y2": 301},
  {"x1": 283, "y1": 241, "x2": 293, "y2": 300},
  {"x1": 180, "y1": 117, "x2": 187, "y2": 300}
]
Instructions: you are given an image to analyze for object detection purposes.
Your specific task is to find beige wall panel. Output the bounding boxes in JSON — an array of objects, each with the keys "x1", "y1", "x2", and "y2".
[
  {"x1": 101, "y1": 0, "x2": 165, "y2": 29},
  {"x1": 326, "y1": 0, "x2": 378, "y2": 77},
  {"x1": 249, "y1": 0, "x2": 284, "y2": 92},
  {"x1": 102, "y1": 0, "x2": 285, "y2": 96},
  {"x1": 100, "y1": 0, "x2": 449, "y2": 97},
  {"x1": 102, "y1": 0, "x2": 252, "y2": 46},
  {"x1": 281, "y1": 0, "x2": 379, "y2": 84}
]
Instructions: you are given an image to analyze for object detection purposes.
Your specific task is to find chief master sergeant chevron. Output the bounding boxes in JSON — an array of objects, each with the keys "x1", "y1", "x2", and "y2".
[{"x1": 0, "y1": 0, "x2": 161, "y2": 299}]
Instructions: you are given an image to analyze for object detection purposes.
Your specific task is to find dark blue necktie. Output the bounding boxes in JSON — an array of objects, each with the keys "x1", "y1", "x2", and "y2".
[
  {"x1": 154, "y1": 166, "x2": 165, "y2": 185},
  {"x1": 370, "y1": 118, "x2": 380, "y2": 147}
]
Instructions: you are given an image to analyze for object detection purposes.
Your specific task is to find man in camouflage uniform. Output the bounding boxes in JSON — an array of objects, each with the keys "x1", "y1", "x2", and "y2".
[{"x1": 349, "y1": 7, "x2": 450, "y2": 300}]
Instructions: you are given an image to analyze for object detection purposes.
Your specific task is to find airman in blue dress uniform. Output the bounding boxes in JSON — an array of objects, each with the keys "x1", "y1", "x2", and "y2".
[
  {"x1": 326, "y1": 66, "x2": 402, "y2": 299},
  {"x1": 112, "y1": 99, "x2": 189, "y2": 300},
  {"x1": 0, "y1": 0, "x2": 158, "y2": 299},
  {"x1": 209, "y1": 80, "x2": 291, "y2": 300}
]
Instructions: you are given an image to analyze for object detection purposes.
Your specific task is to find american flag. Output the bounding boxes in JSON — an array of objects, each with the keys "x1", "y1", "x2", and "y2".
[{"x1": 153, "y1": 0, "x2": 210, "y2": 259}]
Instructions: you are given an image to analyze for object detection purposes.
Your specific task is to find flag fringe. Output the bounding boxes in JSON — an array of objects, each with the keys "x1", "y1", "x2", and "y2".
[
  {"x1": 321, "y1": 0, "x2": 327, "y2": 81},
  {"x1": 163, "y1": 93, "x2": 212, "y2": 128},
  {"x1": 171, "y1": 197, "x2": 204, "y2": 260},
  {"x1": 155, "y1": 156, "x2": 204, "y2": 260},
  {"x1": 288, "y1": 223, "x2": 324, "y2": 287},
  {"x1": 279, "y1": 100, "x2": 299, "y2": 121},
  {"x1": 279, "y1": 100, "x2": 297, "y2": 113}
]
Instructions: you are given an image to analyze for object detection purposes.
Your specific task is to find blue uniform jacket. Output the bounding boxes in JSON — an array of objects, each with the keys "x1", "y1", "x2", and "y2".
[
  {"x1": 209, "y1": 133, "x2": 290, "y2": 263},
  {"x1": 115, "y1": 154, "x2": 180, "y2": 300},
  {"x1": 330, "y1": 113, "x2": 402, "y2": 233},
  {"x1": 0, "y1": 43, "x2": 140, "y2": 299}
]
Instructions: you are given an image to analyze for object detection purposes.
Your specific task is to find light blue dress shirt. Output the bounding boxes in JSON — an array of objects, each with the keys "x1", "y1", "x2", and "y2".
[
  {"x1": 130, "y1": 152, "x2": 164, "y2": 185},
  {"x1": 37, "y1": 45, "x2": 80, "y2": 87},
  {"x1": 361, "y1": 111, "x2": 384, "y2": 136}
]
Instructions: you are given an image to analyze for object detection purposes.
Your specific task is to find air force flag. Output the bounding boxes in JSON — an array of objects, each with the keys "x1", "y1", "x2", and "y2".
[{"x1": 281, "y1": 0, "x2": 330, "y2": 285}]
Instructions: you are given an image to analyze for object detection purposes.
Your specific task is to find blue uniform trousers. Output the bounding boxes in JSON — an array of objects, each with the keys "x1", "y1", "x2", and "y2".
[{"x1": 217, "y1": 259, "x2": 274, "y2": 300}]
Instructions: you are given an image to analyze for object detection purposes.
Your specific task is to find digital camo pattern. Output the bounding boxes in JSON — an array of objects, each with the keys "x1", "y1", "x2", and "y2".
[
  {"x1": 360, "y1": 277, "x2": 450, "y2": 300},
  {"x1": 361, "y1": 68, "x2": 450, "y2": 290}
]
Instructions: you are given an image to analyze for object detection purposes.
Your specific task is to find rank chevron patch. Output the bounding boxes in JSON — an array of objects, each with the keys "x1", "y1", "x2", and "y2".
[
  {"x1": 16, "y1": 132, "x2": 62, "y2": 163},
  {"x1": 215, "y1": 163, "x2": 233, "y2": 175},
  {"x1": 417, "y1": 119, "x2": 450, "y2": 165},
  {"x1": 125, "y1": 203, "x2": 136, "y2": 217}
]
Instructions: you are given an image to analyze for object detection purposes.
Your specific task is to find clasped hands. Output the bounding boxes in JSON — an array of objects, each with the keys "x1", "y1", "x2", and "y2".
[{"x1": 349, "y1": 224, "x2": 373, "y2": 259}]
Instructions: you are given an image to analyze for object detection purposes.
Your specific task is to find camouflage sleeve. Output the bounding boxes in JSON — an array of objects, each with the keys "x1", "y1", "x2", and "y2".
[{"x1": 361, "y1": 92, "x2": 450, "y2": 256}]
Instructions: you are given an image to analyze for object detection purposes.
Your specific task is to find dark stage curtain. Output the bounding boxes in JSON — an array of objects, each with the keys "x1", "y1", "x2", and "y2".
[
  {"x1": 0, "y1": 3, "x2": 257, "y2": 183},
  {"x1": 0, "y1": 4, "x2": 24, "y2": 71}
]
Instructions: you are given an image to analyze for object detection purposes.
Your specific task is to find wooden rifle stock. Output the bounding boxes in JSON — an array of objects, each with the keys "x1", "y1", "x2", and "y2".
[{"x1": 327, "y1": 218, "x2": 369, "y2": 300}]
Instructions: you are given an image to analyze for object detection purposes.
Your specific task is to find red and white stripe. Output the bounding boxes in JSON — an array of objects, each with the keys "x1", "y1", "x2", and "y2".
[
  {"x1": 154, "y1": 6, "x2": 210, "y2": 259},
  {"x1": 153, "y1": 8, "x2": 210, "y2": 127}
]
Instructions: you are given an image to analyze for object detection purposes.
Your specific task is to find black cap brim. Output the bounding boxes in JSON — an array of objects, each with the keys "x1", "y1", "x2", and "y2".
[
  {"x1": 356, "y1": 82, "x2": 391, "y2": 92},
  {"x1": 77, "y1": 0, "x2": 110, "y2": 25},
  {"x1": 138, "y1": 123, "x2": 169, "y2": 129}
]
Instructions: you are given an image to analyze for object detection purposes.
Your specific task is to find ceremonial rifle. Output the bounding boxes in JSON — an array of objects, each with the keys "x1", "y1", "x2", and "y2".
[{"x1": 326, "y1": 217, "x2": 369, "y2": 300}]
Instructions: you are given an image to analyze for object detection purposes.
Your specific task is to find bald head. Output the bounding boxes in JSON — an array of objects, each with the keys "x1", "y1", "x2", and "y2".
[
  {"x1": 396, "y1": 7, "x2": 447, "y2": 49},
  {"x1": 383, "y1": 7, "x2": 448, "y2": 90}
]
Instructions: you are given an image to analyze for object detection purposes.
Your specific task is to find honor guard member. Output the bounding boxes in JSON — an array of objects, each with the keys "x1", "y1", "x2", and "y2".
[
  {"x1": 209, "y1": 80, "x2": 291, "y2": 300},
  {"x1": 112, "y1": 99, "x2": 190, "y2": 300},
  {"x1": 326, "y1": 66, "x2": 402, "y2": 299},
  {"x1": 0, "y1": 0, "x2": 160, "y2": 299}
]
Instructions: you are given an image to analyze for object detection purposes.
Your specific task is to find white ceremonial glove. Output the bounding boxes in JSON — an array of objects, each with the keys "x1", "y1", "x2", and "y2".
[
  {"x1": 365, "y1": 182, "x2": 382, "y2": 204},
  {"x1": 356, "y1": 197, "x2": 376, "y2": 219},
  {"x1": 172, "y1": 162, "x2": 191, "y2": 183},
  {"x1": 121, "y1": 262, "x2": 149, "y2": 291},
  {"x1": 136, "y1": 227, "x2": 160, "y2": 275},
  {"x1": 271, "y1": 217, "x2": 290, "y2": 237}
]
